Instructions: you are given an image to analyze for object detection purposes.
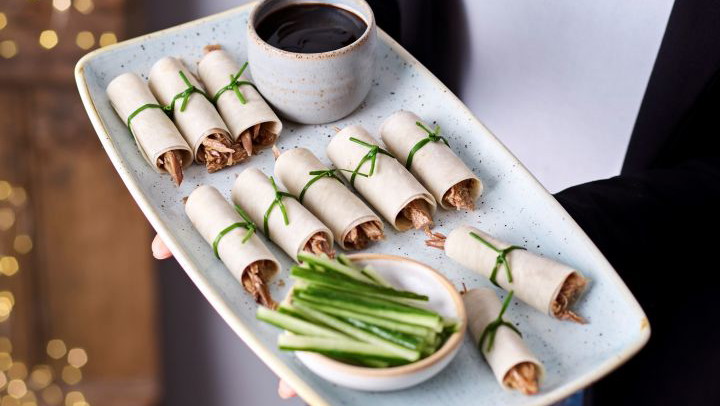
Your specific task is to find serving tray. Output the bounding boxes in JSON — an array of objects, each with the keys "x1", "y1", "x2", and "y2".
[{"x1": 75, "y1": 3, "x2": 649, "y2": 405}]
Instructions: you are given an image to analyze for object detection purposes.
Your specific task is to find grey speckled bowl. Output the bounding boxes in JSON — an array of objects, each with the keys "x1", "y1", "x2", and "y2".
[{"x1": 247, "y1": 0, "x2": 377, "y2": 124}]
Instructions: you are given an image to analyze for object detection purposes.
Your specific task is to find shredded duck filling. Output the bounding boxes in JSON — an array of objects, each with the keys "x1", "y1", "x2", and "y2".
[
  {"x1": 241, "y1": 260, "x2": 276, "y2": 308},
  {"x1": 197, "y1": 132, "x2": 249, "y2": 173},
  {"x1": 443, "y1": 179, "x2": 475, "y2": 210},
  {"x1": 343, "y1": 220, "x2": 385, "y2": 249},
  {"x1": 503, "y1": 362, "x2": 540, "y2": 395},
  {"x1": 304, "y1": 232, "x2": 335, "y2": 258},
  {"x1": 401, "y1": 199, "x2": 434, "y2": 232},
  {"x1": 157, "y1": 150, "x2": 184, "y2": 186},
  {"x1": 239, "y1": 123, "x2": 277, "y2": 156},
  {"x1": 551, "y1": 273, "x2": 588, "y2": 323}
]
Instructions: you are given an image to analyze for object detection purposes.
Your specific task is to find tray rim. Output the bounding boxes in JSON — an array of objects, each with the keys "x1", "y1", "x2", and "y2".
[{"x1": 74, "y1": 2, "x2": 651, "y2": 405}]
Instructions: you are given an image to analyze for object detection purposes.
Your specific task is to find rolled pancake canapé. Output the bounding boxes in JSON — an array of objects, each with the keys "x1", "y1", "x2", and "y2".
[
  {"x1": 380, "y1": 110, "x2": 483, "y2": 210},
  {"x1": 442, "y1": 225, "x2": 588, "y2": 322},
  {"x1": 106, "y1": 72, "x2": 192, "y2": 185},
  {"x1": 148, "y1": 56, "x2": 247, "y2": 173},
  {"x1": 327, "y1": 125, "x2": 437, "y2": 232},
  {"x1": 185, "y1": 185, "x2": 280, "y2": 307},
  {"x1": 464, "y1": 288, "x2": 544, "y2": 395},
  {"x1": 232, "y1": 167, "x2": 334, "y2": 261},
  {"x1": 198, "y1": 47, "x2": 282, "y2": 155},
  {"x1": 275, "y1": 148, "x2": 384, "y2": 249}
]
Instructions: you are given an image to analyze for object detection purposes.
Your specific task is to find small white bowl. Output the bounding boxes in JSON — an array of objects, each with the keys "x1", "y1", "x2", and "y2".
[{"x1": 294, "y1": 253, "x2": 467, "y2": 391}]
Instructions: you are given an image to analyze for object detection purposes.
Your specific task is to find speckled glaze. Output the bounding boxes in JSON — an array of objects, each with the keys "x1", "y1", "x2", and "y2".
[
  {"x1": 247, "y1": 0, "x2": 376, "y2": 124},
  {"x1": 75, "y1": 3, "x2": 649, "y2": 405}
]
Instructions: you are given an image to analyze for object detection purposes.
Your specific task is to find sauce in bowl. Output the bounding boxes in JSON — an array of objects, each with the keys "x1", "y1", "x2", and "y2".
[{"x1": 256, "y1": 4, "x2": 368, "y2": 53}]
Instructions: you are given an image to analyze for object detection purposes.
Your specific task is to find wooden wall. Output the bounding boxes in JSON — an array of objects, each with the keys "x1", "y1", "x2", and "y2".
[{"x1": 1, "y1": 1, "x2": 160, "y2": 404}]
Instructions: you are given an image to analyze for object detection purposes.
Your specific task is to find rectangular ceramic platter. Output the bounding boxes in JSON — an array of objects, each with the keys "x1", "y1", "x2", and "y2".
[{"x1": 75, "y1": 3, "x2": 649, "y2": 405}]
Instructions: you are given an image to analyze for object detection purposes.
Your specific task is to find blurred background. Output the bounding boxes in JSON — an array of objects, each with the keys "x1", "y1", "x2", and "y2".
[{"x1": 0, "y1": 0, "x2": 673, "y2": 405}]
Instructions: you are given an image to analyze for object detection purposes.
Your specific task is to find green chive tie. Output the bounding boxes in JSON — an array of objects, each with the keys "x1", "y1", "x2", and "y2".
[
  {"x1": 405, "y1": 121, "x2": 449, "y2": 169},
  {"x1": 166, "y1": 70, "x2": 210, "y2": 114},
  {"x1": 211, "y1": 205, "x2": 257, "y2": 258},
  {"x1": 469, "y1": 231, "x2": 526, "y2": 287},
  {"x1": 126, "y1": 103, "x2": 165, "y2": 131},
  {"x1": 212, "y1": 62, "x2": 258, "y2": 105},
  {"x1": 347, "y1": 137, "x2": 395, "y2": 187},
  {"x1": 298, "y1": 169, "x2": 344, "y2": 203},
  {"x1": 478, "y1": 290, "x2": 522, "y2": 352},
  {"x1": 263, "y1": 176, "x2": 296, "y2": 239}
]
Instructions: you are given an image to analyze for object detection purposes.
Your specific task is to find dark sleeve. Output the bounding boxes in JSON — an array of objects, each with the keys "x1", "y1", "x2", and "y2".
[{"x1": 555, "y1": 157, "x2": 720, "y2": 406}]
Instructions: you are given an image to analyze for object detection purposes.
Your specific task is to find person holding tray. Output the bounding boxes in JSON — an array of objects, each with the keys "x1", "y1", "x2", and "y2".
[
  {"x1": 198, "y1": 45, "x2": 282, "y2": 156},
  {"x1": 232, "y1": 167, "x2": 335, "y2": 261},
  {"x1": 149, "y1": 56, "x2": 248, "y2": 173},
  {"x1": 327, "y1": 125, "x2": 437, "y2": 233},
  {"x1": 274, "y1": 148, "x2": 385, "y2": 249},
  {"x1": 107, "y1": 72, "x2": 193, "y2": 185},
  {"x1": 185, "y1": 185, "x2": 280, "y2": 308}
]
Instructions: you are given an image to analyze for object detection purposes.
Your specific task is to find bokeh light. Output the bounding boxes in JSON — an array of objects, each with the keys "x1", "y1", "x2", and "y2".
[
  {"x1": 67, "y1": 349, "x2": 87, "y2": 369},
  {"x1": 0, "y1": 257, "x2": 20, "y2": 276},
  {"x1": 52, "y1": 0, "x2": 72, "y2": 12},
  {"x1": 75, "y1": 31, "x2": 94, "y2": 50},
  {"x1": 0, "y1": 209, "x2": 15, "y2": 231},
  {"x1": 13, "y1": 235, "x2": 33, "y2": 255},
  {"x1": 0, "y1": 40, "x2": 17, "y2": 59},
  {"x1": 28, "y1": 365, "x2": 52, "y2": 390},
  {"x1": 39, "y1": 30, "x2": 59, "y2": 50},
  {"x1": 60, "y1": 366, "x2": 81, "y2": 385},
  {"x1": 98, "y1": 32, "x2": 117, "y2": 47},
  {"x1": 8, "y1": 187, "x2": 26, "y2": 207},
  {"x1": 41, "y1": 384, "x2": 63, "y2": 406},
  {"x1": 73, "y1": 0, "x2": 94, "y2": 14},
  {"x1": 46, "y1": 340, "x2": 67, "y2": 360}
]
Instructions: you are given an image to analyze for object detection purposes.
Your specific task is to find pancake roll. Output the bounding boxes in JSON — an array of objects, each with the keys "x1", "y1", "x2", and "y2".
[
  {"x1": 185, "y1": 185, "x2": 280, "y2": 307},
  {"x1": 106, "y1": 72, "x2": 192, "y2": 185},
  {"x1": 327, "y1": 125, "x2": 437, "y2": 232}
]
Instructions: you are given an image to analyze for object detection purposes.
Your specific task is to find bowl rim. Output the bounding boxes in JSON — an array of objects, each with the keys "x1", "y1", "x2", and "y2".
[{"x1": 296, "y1": 253, "x2": 467, "y2": 377}]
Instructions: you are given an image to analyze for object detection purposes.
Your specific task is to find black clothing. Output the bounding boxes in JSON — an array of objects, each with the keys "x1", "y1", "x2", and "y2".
[
  {"x1": 370, "y1": 0, "x2": 720, "y2": 403},
  {"x1": 556, "y1": 1, "x2": 720, "y2": 404}
]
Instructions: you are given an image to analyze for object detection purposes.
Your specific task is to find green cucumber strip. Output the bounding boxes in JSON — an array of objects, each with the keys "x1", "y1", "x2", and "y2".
[
  {"x1": 295, "y1": 286, "x2": 443, "y2": 331},
  {"x1": 292, "y1": 302, "x2": 420, "y2": 362},
  {"x1": 360, "y1": 264, "x2": 393, "y2": 287},
  {"x1": 336, "y1": 254, "x2": 393, "y2": 287},
  {"x1": 339, "y1": 316, "x2": 425, "y2": 351},
  {"x1": 294, "y1": 291, "x2": 443, "y2": 332},
  {"x1": 299, "y1": 285, "x2": 439, "y2": 316},
  {"x1": 256, "y1": 307, "x2": 346, "y2": 339},
  {"x1": 290, "y1": 266, "x2": 428, "y2": 300},
  {"x1": 277, "y1": 334, "x2": 406, "y2": 361},
  {"x1": 297, "y1": 252, "x2": 375, "y2": 284},
  {"x1": 293, "y1": 298, "x2": 435, "y2": 338}
]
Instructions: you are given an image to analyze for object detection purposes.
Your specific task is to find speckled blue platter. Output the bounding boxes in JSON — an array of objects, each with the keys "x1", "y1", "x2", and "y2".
[{"x1": 75, "y1": 3, "x2": 649, "y2": 405}]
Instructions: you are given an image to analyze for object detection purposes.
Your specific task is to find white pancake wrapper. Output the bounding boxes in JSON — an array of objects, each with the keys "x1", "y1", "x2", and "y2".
[
  {"x1": 148, "y1": 56, "x2": 231, "y2": 162},
  {"x1": 380, "y1": 110, "x2": 482, "y2": 209},
  {"x1": 326, "y1": 125, "x2": 436, "y2": 231},
  {"x1": 185, "y1": 185, "x2": 279, "y2": 284},
  {"x1": 107, "y1": 72, "x2": 192, "y2": 172},
  {"x1": 463, "y1": 288, "x2": 544, "y2": 390},
  {"x1": 446, "y1": 225, "x2": 583, "y2": 316},
  {"x1": 197, "y1": 49, "x2": 281, "y2": 143},
  {"x1": 275, "y1": 148, "x2": 383, "y2": 249},
  {"x1": 232, "y1": 167, "x2": 333, "y2": 262}
]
